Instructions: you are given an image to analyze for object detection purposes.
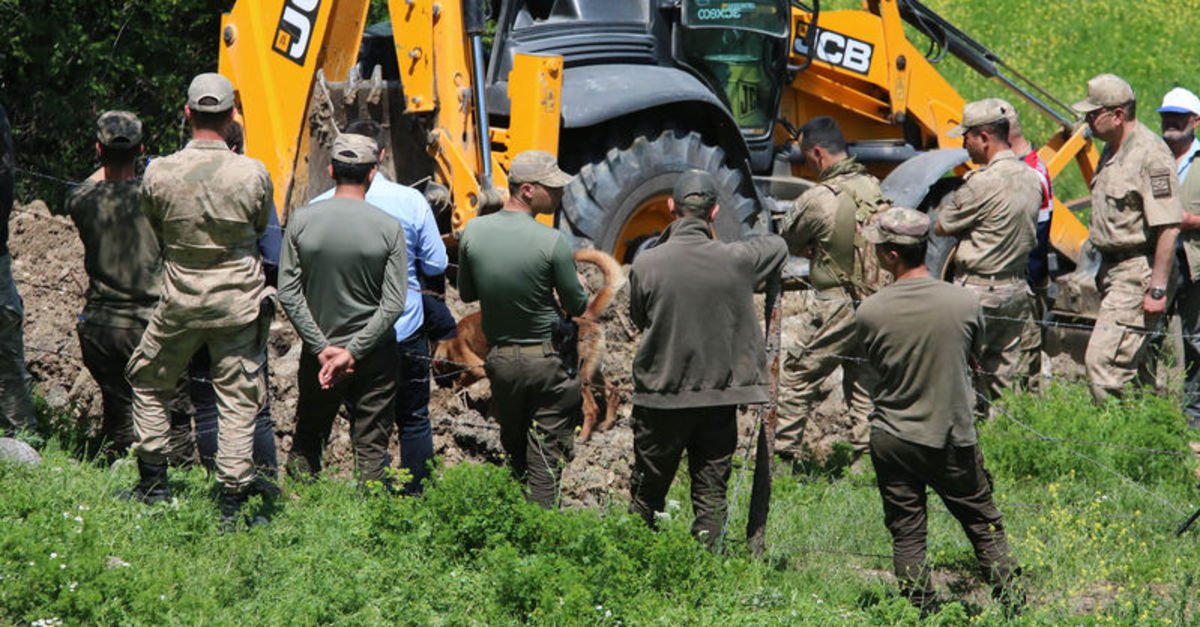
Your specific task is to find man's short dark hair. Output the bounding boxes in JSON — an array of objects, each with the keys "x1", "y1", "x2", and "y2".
[
  {"x1": 973, "y1": 118, "x2": 1011, "y2": 144},
  {"x1": 332, "y1": 160, "x2": 374, "y2": 185},
  {"x1": 673, "y1": 199, "x2": 713, "y2": 219},
  {"x1": 1121, "y1": 100, "x2": 1137, "y2": 119},
  {"x1": 344, "y1": 119, "x2": 384, "y2": 145},
  {"x1": 223, "y1": 121, "x2": 245, "y2": 154},
  {"x1": 98, "y1": 144, "x2": 139, "y2": 167},
  {"x1": 508, "y1": 180, "x2": 525, "y2": 199},
  {"x1": 190, "y1": 109, "x2": 230, "y2": 133},
  {"x1": 879, "y1": 240, "x2": 927, "y2": 269},
  {"x1": 799, "y1": 116, "x2": 848, "y2": 154}
]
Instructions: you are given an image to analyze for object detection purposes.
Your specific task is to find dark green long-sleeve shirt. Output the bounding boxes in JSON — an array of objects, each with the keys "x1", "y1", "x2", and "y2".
[
  {"x1": 629, "y1": 217, "x2": 788, "y2": 409},
  {"x1": 457, "y1": 209, "x2": 587, "y2": 344},
  {"x1": 278, "y1": 197, "x2": 408, "y2": 359}
]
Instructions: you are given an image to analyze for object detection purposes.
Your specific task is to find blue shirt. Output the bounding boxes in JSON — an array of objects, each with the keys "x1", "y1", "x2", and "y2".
[{"x1": 313, "y1": 175, "x2": 447, "y2": 341}]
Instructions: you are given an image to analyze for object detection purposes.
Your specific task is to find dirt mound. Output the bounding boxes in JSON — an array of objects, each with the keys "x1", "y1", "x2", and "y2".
[{"x1": 10, "y1": 201, "x2": 834, "y2": 505}]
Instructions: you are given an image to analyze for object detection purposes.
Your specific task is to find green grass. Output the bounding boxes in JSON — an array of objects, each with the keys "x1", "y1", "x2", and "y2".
[{"x1": 3, "y1": 383, "x2": 1200, "y2": 624}]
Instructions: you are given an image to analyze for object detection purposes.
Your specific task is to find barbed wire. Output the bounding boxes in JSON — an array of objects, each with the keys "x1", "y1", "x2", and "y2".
[{"x1": 976, "y1": 390, "x2": 1192, "y2": 517}]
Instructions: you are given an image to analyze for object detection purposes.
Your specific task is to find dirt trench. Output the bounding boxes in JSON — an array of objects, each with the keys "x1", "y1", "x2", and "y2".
[{"x1": 14, "y1": 199, "x2": 864, "y2": 505}]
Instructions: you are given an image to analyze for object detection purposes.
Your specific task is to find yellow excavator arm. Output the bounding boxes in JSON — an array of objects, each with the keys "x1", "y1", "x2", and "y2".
[{"x1": 219, "y1": 0, "x2": 563, "y2": 234}]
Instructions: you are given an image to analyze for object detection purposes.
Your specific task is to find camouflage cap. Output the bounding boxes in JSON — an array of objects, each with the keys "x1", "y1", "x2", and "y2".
[
  {"x1": 947, "y1": 99, "x2": 1011, "y2": 138},
  {"x1": 989, "y1": 97, "x2": 1020, "y2": 125},
  {"x1": 331, "y1": 133, "x2": 379, "y2": 165},
  {"x1": 187, "y1": 72, "x2": 235, "y2": 113},
  {"x1": 96, "y1": 110, "x2": 142, "y2": 147},
  {"x1": 673, "y1": 169, "x2": 718, "y2": 210},
  {"x1": 509, "y1": 150, "x2": 572, "y2": 187},
  {"x1": 1072, "y1": 73, "x2": 1135, "y2": 113},
  {"x1": 863, "y1": 207, "x2": 929, "y2": 245}
]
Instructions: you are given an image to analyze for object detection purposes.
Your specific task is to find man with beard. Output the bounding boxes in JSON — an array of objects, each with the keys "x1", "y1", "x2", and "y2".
[{"x1": 1159, "y1": 87, "x2": 1200, "y2": 425}]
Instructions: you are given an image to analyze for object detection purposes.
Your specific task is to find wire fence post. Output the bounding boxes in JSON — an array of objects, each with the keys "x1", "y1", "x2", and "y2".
[{"x1": 747, "y1": 269, "x2": 783, "y2": 556}]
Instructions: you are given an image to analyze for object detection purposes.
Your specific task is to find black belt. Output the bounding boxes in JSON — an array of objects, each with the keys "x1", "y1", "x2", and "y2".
[
  {"x1": 1099, "y1": 248, "x2": 1147, "y2": 264},
  {"x1": 490, "y1": 341, "x2": 555, "y2": 357}
]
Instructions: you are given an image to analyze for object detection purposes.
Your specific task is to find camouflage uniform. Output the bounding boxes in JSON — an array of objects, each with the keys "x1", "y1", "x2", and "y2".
[
  {"x1": 129, "y1": 79, "x2": 274, "y2": 492},
  {"x1": 936, "y1": 141, "x2": 1041, "y2": 411},
  {"x1": 0, "y1": 103, "x2": 35, "y2": 436},
  {"x1": 1082, "y1": 122, "x2": 1182, "y2": 400},
  {"x1": 778, "y1": 157, "x2": 889, "y2": 457}
]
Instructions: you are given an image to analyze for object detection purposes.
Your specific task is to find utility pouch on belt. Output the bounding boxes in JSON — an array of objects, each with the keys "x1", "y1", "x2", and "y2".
[{"x1": 551, "y1": 315, "x2": 580, "y2": 378}]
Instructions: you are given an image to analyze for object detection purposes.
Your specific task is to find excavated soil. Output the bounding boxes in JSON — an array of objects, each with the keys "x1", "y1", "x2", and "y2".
[{"x1": 12, "y1": 199, "x2": 1077, "y2": 505}]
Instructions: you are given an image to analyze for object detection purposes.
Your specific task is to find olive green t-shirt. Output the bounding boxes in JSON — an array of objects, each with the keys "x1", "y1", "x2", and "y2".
[
  {"x1": 856, "y1": 276, "x2": 983, "y2": 448},
  {"x1": 457, "y1": 209, "x2": 588, "y2": 344},
  {"x1": 59, "y1": 179, "x2": 162, "y2": 328},
  {"x1": 278, "y1": 197, "x2": 408, "y2": 359}
]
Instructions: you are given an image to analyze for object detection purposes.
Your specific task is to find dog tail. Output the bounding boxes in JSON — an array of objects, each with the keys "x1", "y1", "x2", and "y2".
[{"x1": 574, "y1": 248, "x2": 626, "y2": 319}]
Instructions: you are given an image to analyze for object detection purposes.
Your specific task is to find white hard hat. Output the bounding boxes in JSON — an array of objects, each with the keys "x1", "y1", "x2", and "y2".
[{"x1": 1157, "y1": 87, "x2": 1200, "y2": 116}]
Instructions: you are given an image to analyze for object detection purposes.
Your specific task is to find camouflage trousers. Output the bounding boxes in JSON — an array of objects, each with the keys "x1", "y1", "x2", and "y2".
[
  {"x1": 0, "y1": 254, "x2": 34, "y2": 436},
  {"x1": 1085, "y1": 256, "x2": 1163, "y2": 403},
  {"x1": 127, "y1": 306, "x2": 269, "y2": 491},
  {"x1": 776, "y1": 290, "x2": 873, "y2": 457},
  {"x1": 958, "y1": 276, "x2": 1035, "y2": 416}
]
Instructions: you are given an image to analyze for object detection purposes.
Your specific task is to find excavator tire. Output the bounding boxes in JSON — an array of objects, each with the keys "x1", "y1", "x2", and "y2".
[{"x1": 559, "y1": 129, "x2": 763, "y2": 262}]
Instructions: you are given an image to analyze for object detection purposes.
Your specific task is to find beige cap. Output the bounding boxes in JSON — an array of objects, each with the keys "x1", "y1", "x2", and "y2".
[
  {"x1": 989, "y1": 97, "x2": 1019, "y2": 125},
  {"x1": 187, "y1": 73, "x2": 236, "y2": 113},
  {"x1": 96, "y1": 110, "x2": 142, "y2": 147},
  {"x1": 864, "y1": 207, "x2": 929, "y2": 245},
  {"x1": 331, "y1": 133, "x2": 379, "y2": 165},
  {"x1": 947, "y1": 99, "x2": 1011, "y2": 138},
  {"x1": 509, "y1": 150, "x2": 573, "y2": 187},
  {"x1": 1072, "y1": 73, "x2": 1135, "y2": 113}
]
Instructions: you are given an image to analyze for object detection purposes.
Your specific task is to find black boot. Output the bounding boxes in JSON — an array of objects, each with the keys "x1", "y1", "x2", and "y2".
[
  {"x1": 219, "y1": 489, "x2": 249, "y2": 533},
  {"x1": 118, "y1": 459, "x2": 171, "y2": 504}
]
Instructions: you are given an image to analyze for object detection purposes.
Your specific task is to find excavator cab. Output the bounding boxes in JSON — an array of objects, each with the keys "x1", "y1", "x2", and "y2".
[{"x1": 675, "y1": 0, "x2": 790, "y2": 141}]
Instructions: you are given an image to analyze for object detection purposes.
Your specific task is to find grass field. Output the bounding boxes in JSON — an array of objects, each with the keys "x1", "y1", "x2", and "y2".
[
  {"x1": 6, "y1": 2, "x2": 1200, "y2": 624},
  {"x1": 3, "y1": 383, "x2": 1199, "y2": 625}
]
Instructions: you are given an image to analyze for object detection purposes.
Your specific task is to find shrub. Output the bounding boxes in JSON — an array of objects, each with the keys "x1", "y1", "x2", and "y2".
[{"x1": 980, "y1": 383, "x2": 1193, "y2": 486}]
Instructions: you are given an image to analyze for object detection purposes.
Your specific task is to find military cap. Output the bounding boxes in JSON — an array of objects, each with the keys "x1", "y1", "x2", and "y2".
[
  {"x1": 1072, "y1": 74, "x2": 1135, "y2": 113},
  {"x1": 187, "y1": 72, "x2": 236, "y2": 113},
  {"x1": 947, "y1": 99, "x2": 1011, "y2": 138},
  {"x1": 673, "y1": 169, "x2": 718, "y2": 210},
  {"x1": 331, "y1": 133, "x2": 379, "y2": 165},
  {"x1": 1157, "y1": 87, "x2": 1200, "y2": 116},
  {"x1": 509, "y1": 150, "x2": 573, "y2": 187},
  {"x1": 989, "y1": 97, "x2": 1020, "y2": 125},
  {"x1": 96, "y1": 110, "x2": 142, "y2": 147},
  {"x1": 864, "y1": 207, "x2": 929, "y2": 245}
]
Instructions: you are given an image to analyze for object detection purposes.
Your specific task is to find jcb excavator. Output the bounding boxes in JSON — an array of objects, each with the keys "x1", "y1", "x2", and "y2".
[{"x1": 218, "y1": 0, "x2": 1098, "y2": 284}]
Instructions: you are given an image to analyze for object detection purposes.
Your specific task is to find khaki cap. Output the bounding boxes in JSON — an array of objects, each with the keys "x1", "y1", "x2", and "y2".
[
  {"x1": 673, "y1": 169, "x2": 718, "y2": 210},
  {"x1": 864, "y1": 207, "x2": 929, "y2": 245},
  {"x1": 509, "y1": 150, "x2": 573, "y2": 187},
  {"x1": 96, "y1": 110, "x2": 142, "y2": 147},
  {"x1": 331, "y1": 133, "x2": 379, "y2": 165},
  {"x1": 947, "y1": 99, "x2": 1011, "y2": 138},
  {"x1": 1072, "y1": 73, "x2": 1135, "y2": 113},
  {"x1": 187, "y1": 72, "x2": 236, "y2": 113}
]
